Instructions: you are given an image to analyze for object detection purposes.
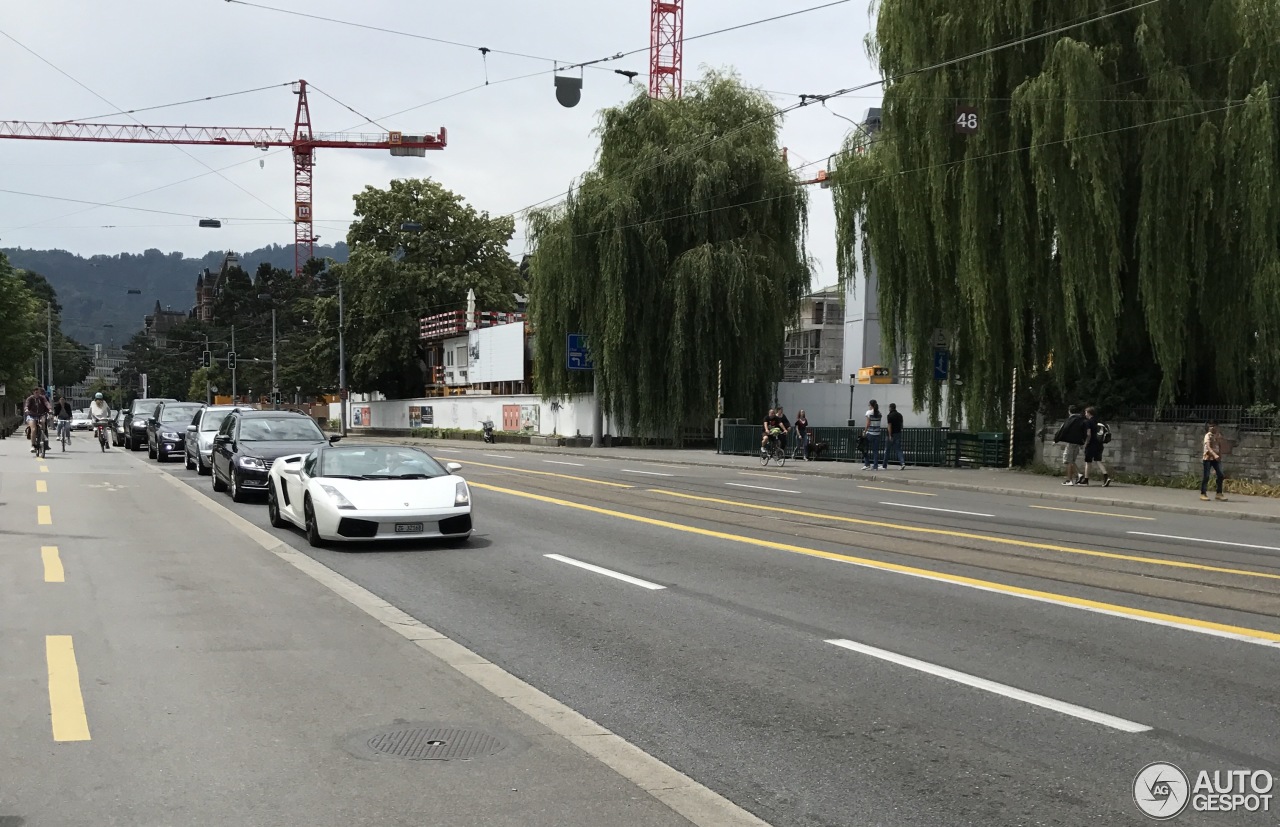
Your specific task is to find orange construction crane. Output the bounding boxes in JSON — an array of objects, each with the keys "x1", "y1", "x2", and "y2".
[{"x1": 0, "y1": 79, "x2": 446, "y2": 275}]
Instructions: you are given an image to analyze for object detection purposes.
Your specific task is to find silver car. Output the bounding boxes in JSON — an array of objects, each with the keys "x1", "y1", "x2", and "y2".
[{"x1": 184, "y1": 405, "x2": 254, "y2": 475}]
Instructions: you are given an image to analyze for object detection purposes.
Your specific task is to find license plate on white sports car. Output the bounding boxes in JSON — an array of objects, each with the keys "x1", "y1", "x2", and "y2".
[{"x1": 394, "y1": 522, "x2": 424, "y2": 533}]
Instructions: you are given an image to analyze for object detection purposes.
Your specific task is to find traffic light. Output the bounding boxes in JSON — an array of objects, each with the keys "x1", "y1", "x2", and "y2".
[
  {"x1": 227, "y1": 351, "x2": 236, "y2": 371},
  {"x1": 202, "y1": 350, "x2": 211, "y2": 368}
]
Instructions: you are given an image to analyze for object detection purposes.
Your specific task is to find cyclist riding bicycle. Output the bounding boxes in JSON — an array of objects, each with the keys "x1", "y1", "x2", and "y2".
[
  {"x1": 52, "y1": 394, "x2": 74, "y2": 445},
  {"x1": 89, "y1": 392, "x2": 113, "y2": 448},
  {"x1": 760, "y1": 407, "x2": 786, "y2": 454},
  {"x1": 23, "y1": 387, "x2": 51, "y2": 454}
]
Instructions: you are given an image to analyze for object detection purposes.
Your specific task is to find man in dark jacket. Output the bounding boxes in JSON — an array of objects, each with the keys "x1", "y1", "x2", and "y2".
[{"x1": 1053, "y1": 405, "x2": 1088, "y2": 486}]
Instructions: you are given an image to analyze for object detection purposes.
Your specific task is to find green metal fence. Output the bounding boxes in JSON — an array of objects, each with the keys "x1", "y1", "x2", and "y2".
[{"x1": 718, "y1": 424, "x2": 1008, "y2": 468}]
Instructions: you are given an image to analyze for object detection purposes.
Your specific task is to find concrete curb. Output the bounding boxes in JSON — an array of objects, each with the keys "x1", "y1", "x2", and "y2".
[{"x1": 350, "y1": 435, "x2": 1280, "y2": 526}]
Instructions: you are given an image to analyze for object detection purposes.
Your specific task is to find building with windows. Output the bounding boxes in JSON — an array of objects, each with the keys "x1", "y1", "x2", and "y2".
[
  {"x1": 783, "y1": 286, "x2": 845, "y2": 382},
  {"x1": 65, "y1": 344, "x2": 127, "y2": 407},
  {"x1": 193, "y1": 252, "x2": 241, "y2": 322},
  {"x1": 144, "y1": 301, "x2": 189, "y2": 347}
]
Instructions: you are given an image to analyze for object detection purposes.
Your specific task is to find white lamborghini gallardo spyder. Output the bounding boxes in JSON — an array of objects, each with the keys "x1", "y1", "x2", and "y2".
[{"x1": 267, "y1": 444, "x2": 472, "y2": 547}]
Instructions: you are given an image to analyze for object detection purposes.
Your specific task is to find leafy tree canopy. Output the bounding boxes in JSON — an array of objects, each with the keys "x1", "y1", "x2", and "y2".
[
  {"x1": 528, "y1": 70, "x2": 810, "y2": 441},
  {"x1": 334, "y1": 178, "x2": 521, "y2": 398},
  {"x1": 834, "y1": 0, "x2": 1280, "y2": 427},
  {"x1": 0, "y1": 253, "x2": 43, "y2": 397}
]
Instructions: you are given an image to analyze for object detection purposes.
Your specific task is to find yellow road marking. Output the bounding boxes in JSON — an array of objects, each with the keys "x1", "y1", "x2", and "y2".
[
  {"x1": 739, "y1": 471, "x2": 797, "y2": 480},
  {"x1": 650, "y1": 489, "x2": 1280, "y2": 583},
  {"x1": 36, "y1": 479, "x2": 48, "y2": 493},
  {"x1": 453, "y1": 459, "x2": 632, "y2": 488},
  {"x1": 46, "y1": 636, "x2": 91, "y2": 741},
  {"x1": 1029, "y1": 504, "x2": 1155, "y2": 521},
  {"x1": 37, "y1": 505, "x2": 51, "y2": 525},
  {"x1": 472, "y1": 482, "x2": 1280, "y2": 644},
  {"x1": 42, "y1": 546, "x2": 64, "y2": 583},
  {"x1": 859, "y1": 485, "x2": 935, "y2": 497},
  {"x1": 40, "y1": 465, "x2": 49, "y2": 473}
]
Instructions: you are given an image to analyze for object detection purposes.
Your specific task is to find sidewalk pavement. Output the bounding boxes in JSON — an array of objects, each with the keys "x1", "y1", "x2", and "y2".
[{"x1": 349, "y1": 434, "x2": 1280, "y2": 525}]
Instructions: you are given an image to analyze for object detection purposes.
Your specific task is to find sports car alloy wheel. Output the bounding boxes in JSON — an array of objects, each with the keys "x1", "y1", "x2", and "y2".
[
  {"x1": 267, "y1": 485, "x2": 287, "y2": 528},
  {"x1": 304, "y1": 497, "x2": 326, "y2": 548}
]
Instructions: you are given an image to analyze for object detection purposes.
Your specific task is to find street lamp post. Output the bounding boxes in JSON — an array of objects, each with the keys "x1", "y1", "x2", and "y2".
[
  {"x1": 258, "y1": 294, "x2": 278, "y2": 410},
  {"x1": 46, "y1": 303, "x2": 53, "y2": 396},
  {"x1": 338, "y1": 275, "x2": 347, "y2": 436}
]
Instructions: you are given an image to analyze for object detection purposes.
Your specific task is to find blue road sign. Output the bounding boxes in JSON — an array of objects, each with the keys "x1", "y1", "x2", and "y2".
[
  {"x1": 567, "y1": 333, "x2": 594, "y2": 371},
  {"x1": 933, "y1": 349, "x2": 949, "y2": 381}
]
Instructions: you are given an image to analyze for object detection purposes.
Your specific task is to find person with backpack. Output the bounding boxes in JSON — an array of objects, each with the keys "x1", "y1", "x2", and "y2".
[
  {"x1": 1053, "y1": 404, "x2": 1088, "y2": 485},
  {"x1": 1079, "y1": 406, "x2": 1111, "y2": 487},
  {"x1": 1200, "y1": 421, "x2": 1228, "y2": 502}
]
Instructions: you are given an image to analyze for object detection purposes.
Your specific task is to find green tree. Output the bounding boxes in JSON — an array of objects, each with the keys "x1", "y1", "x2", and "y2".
[
  {"x1": 337, "y1": 179, "x2": 521, "y2": 398},
  {"x1": 0, "y1": 254, "x2": 43, "y2": 401},
  {"x1": 528, "y1": 70, "x2": 810, "y2": 441},
  {"x1": 834, "y1": 0, "x2": 1280, "y2": 427}
]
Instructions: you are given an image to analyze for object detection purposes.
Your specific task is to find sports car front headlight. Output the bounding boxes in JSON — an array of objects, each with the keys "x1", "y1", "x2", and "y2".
[
  {"x1": 455, "y1": 480, "x2": 470, "y2": 506},
  {"x1": 237, "y1": 456, "x2": 266, "y2": 470},
  {"x1": 319, "y1": 484, "x2": 356, "y2": 510}
]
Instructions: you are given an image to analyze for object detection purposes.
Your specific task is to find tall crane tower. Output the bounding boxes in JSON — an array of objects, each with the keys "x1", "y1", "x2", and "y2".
[
  {"x1": 0, "y1": 79, "x2": 446, "y2": 276},
  {"x1": 649, "y1": 0, "x2": 685, "y2": 100}
]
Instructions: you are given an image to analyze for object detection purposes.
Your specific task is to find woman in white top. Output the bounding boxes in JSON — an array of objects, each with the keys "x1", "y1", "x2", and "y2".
[{"x1": 863, "y1": 400, "x2": 883, "y2": 470}]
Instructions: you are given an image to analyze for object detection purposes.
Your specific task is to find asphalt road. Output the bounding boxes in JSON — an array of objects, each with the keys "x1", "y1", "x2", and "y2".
[{"x1": 8, "y1": 434, "x2": 1279, "y2": 826}]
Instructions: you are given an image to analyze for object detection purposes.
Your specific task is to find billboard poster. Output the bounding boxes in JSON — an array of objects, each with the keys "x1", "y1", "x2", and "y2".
[
  {"x1": 519, "y1": 404, "x2": 540, "y2": 433},
  {"x1": 421, "y1": 405, "x2": 433, "y2": 425},
  {"x1": 408, "y1": 406, "x2": 422, "y2": 429},
  {"x1": 502, "y1": 404, "x2": 521, "y2": 431},
  {"x1": 353, "y1": 405, "x2": 370, "y2": 426},
  {"x1": 468, "y1": 322, "x2": 526, "y2": 384}
]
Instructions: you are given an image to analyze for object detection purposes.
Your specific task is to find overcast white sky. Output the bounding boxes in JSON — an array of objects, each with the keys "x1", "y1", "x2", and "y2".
[{"x1": 0, "y1": 1, "x2": 879, "y2": 288}]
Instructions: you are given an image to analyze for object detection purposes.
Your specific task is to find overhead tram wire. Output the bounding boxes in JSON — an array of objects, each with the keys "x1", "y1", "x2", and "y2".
[
  {"x1": 0, "y1": 188, "x2": 294, "y2": 222},
  {"x1": 557, "y1": 89, "x2": 1278, "y2": 243},
  {"x1": 55, "y1": 81, "x2": 295, "y2": 124},
  {"x1": 0, "y1": 28, "x2": 291, "y2": 221},
  {"x1": 502, "y1": 0, "x2": 1168, "y2": 222}
]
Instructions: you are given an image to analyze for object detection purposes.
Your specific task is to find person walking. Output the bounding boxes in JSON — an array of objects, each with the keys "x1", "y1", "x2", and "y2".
[
  {"x1": 1200, "y1": 421, "x2": 1228, "y2": 502},
  {"x1": 1053, "y1": 405, "x2": 1088, "y2": 485},
  {"x1": 1079, "y1": 406, "x2": 1111, "y2": 487},
  {"x1": 793, "y1": 409, "x2": 809, "y2": 460},
  {"x1": 863, "y1": 399, "x2": 884, "y2": 470},
  {"x1": 885, "y1": 402, "x2": 905, "y2": 470}
]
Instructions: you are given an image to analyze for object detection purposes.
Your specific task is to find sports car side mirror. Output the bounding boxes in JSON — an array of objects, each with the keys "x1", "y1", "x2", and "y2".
[{"x1": 446, "y1": 462, "x2": 462, "y2": 473}]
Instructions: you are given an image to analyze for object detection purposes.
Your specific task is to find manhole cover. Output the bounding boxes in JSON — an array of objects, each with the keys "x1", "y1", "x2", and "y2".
[{"x1": 366, "y1": 727, "x2": 507, "y2": 760}]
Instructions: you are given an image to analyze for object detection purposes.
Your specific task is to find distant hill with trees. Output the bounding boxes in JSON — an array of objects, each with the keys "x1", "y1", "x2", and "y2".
[{"x1": 1, "y1": 242, "x2": 349, "y2": 346}]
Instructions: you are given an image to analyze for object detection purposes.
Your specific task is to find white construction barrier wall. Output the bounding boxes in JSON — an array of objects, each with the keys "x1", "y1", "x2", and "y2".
[{"x1": 333, "y1": 394, "x2": 614, "y2": 438}]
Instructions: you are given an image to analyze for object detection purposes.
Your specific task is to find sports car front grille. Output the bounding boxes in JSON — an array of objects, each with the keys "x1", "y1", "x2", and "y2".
[
  {"x1": 337, "y1": 517, "x2": 378, "y2": 538},
  {"x1": 439, "y1": 514, "x2": 472, "y2": 535}
]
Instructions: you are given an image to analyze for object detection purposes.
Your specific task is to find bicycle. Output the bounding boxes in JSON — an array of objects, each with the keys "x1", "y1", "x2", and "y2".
[
  {"x1": 31, "y1": 417, "x2": 48, "y2": 459},
  {"x1": 94, "y1": 419, "x2": 110, "y2": 452},
  {"x1": 760, "y1": 428, "x2": 786, "y2": 466},
  {"x1": 58, "y1": 419, "x2": 71, "y2": 451}
]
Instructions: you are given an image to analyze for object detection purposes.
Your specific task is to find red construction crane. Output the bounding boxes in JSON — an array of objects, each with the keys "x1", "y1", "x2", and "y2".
[
  {"x1": 0, "y1": 79, "x2": 446, "y2": 276},
  {"x1": 649, "y1": 0, "x2": 684, "y2": 100}
]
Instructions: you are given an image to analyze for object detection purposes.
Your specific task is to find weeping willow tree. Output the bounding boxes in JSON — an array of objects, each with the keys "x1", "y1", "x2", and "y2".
[
  {"x1": 528, "y1": 70, "x2": 810, "y2": 441},
  {"x1": 834, "y1": 0, "x2": 1280, "y2": 428}
]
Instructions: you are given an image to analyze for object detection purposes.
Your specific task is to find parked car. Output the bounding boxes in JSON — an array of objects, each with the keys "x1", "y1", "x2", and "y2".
[
  {"x1": 122, "y1": 398, "x2": 175, "y2": 450},
  {"x1": 211, "y1": 410, "x2": 338, "y2": 502},
  {"x1": 184, "y1": 404, "x2": 254, "y2": 475},
  {"x1": 147, "y1": 401, "x2": 204, "y2": 462},
  {"x1": 70, "y1": 410, "x2": 93, "y2": 431},
  {"x1": 266, "y1": 444, "x2": 472, "y2": 547},
  {"x1": 111, "y1": 410, "x2": 128, "y2": 446}
]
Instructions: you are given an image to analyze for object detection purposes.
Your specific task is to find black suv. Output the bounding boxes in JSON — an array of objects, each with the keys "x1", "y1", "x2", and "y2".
[
  {"x1": 211, "y1": 410, "x2": 338, "y2": 502},
  {"x1": 122, "y1": 398, "x2": 176, "y2": 450},
  {"x1": 147, "y1": 401, "x2": 203, "y2": 462}
]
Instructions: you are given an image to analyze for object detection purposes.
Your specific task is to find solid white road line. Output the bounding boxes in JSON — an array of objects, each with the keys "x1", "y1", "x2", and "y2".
[
  {"x1": 434, "y1": 448, "x2": 461, "y2": 453},
  {"x1": 484, "y1": 454, "x2": 515, "y2": 459},
  {"x1": 1128, "y1": 531, "x2": 1280, "y2": 553},
  {"x1": 621, "y1": 469, "x2": 674, "y2": 477},
  {"x1": 726, "y1": 482, "x2": 801, "y2": 494},
  {"x1": 825, "y1": 639, "x2": 1151, "y2": 733},
  {"x1": 880, "y1": 502, "x2": 995, "y2": 518},
  {"x1": 739, "y1": 471, "x2": 796, "y2": 480},
  {"x1": 544, "y1": 554, "x2": 666, "y2": 590},
  {"x1": 545, "y1": 460, "x2": 585, "y2": 467}
]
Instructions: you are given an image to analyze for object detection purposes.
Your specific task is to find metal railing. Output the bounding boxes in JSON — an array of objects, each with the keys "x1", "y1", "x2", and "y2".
[
  {"x1": 1109, "y1": 405, "x2": 1280, "y2": 432},
  {"x1": 717, "y1": 424, "x2": 1008, "y2": 468}
]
